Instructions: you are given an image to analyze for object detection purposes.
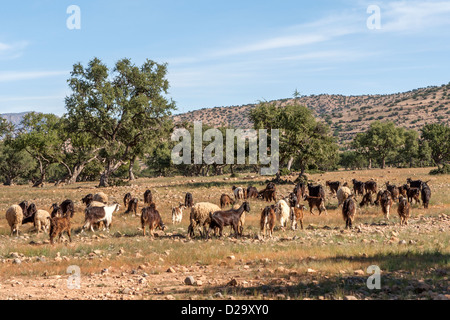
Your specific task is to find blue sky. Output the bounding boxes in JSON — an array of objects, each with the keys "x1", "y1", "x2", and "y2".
[{"x1": 0, "y1": 0, "x2": 449, "y2": 116}]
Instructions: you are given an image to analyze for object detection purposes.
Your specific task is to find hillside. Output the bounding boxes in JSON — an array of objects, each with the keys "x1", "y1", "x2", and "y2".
[
  {"x1": 0, "y1": 112, "x2": 29, "y2": 127},
  {"x1": 173, "y1": 83, "x2": 450, "y2": 145}
]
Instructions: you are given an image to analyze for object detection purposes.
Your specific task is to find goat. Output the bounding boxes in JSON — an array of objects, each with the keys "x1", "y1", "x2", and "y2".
[
  {"x1": 82, "y1": 204, "x2": 119, "y2": 232},
  {"x1": 123, "y1": 193, "x2": 132, "y2": 208},
  {"x1": 421, "y1": 183, "x2": 431, "y2": 209},
  {"x1": 81, "y1": 194, "x2": 94, "y2": 206},
  {"x1": 21, "y1": 203, "x2": 37, "y2": 225},
  {"x1": 364, "y1": 180, "x2": 378, "y2": 194},
  {"x1": 274, "y1": 199, "x2": 291, "y2": 230},
  {"x1": 342, "y1": 196, "x2": 356, "y2": 229},
  {"x1": 144, "y1": 189, "x2": 153, "y2": 205},
  {"x1": 260, "y1": 205, "x2": 276, "y2": 238},
  {"x1": 380, "y1": 190, "x2": 393, "y2": 220},
  {"x1": 307, "y1": 183, "x2": 325, "y2": 199},
  {"x1": 406, "y1": 187, "x2": 421, "y2": 205},
  {"x1": 172, "y1": 203, "x2": 185, "y2": 224},
  {"x1": 385, "y1": 182, "x2": 400, "y2": 201},
  {"x1": 337, "y1": 187, "x2": 352, "y2": 207},
  {"x1": 50, "y1": 199, "x2": 74, "y2": 218},
  {"x1": 184, "y1": 192, "x2": 194, "y2": 208},
  {"x1": 207, "y1": 202, "x2": 251, "y2": 238},
  {"x1": 293, "y1": 182, "x2": 306, "y2": 200},
  {"x1": 232, "y1": 186, "x2": 245, "y2": 200},
  {"x1": 325, "y1": 181, "x2": 341, "y2": 195},
  {"x1": 188, "y1": 202, "x2": 221, "y2": 238},
  {"x1": 397, "y1": 196, "x2": 411, "y2": 226},
  {"x1": 49, "y1": 215, "x2": 72, "y2": 245},
  {"x1": 246, "y1": 186, "x2": 259, "y2": 199},
  {"x1": 352, "y1": 179, "x2": 365, "y2": 197},
  {"x1": 398, "y1": 184, "x2": 409, "y2": 197},
  {"x1": 303, "y1": 194, "x2": 327, "y2": 216},
  {"x1": 141, "y1": 203, "x2": 166, "y2": 237},
  {"x1": 258, "y1": 188, "x2": 277, "y2": 202},
  {"x1": 125, "y1": 198, "x2": 139, "y2": 215},
  {"x1": 359, "y1": 193, "x2": 373, "y2": 207},
  {"x1": 291, "y1": 205, "x2": 306, "y2": 231},
  {"x1": 407, "y1": 178, "x2": 424, "y2": 190},
  {"x1": 220, "y1": 194, "x2": 235, "y2": 208}
]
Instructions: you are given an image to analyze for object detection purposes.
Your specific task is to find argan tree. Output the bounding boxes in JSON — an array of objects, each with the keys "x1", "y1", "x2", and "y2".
[{"x1": 65, "y1": 58, "x2": 176, "y2": 187}]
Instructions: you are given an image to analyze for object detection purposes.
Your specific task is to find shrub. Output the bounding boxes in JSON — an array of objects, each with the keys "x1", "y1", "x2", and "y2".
[{"x1": 429, "y1": 163, "x2": 450, "y2": 175}]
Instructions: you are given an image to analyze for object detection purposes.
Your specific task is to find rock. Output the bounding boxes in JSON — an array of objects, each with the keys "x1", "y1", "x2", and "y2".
[
  {"x1": 10, "y1": 252, "x2": 20, "y2": 259},
  {"x1": 12, "y1": 258, "x2": 21, "y2": 265},
  {"x1": 214, "y1": 292, "x2": 224, "y2": 298},
  {"x1": 344, "y1": 295, "x2": 358, "y2": 300},
  {"x1": 399, "y1": 240, "x2": 407, "y2": 245},
  {"x1": 166, "y1": 295, "x2": 176, "y2": 300},
  {"x1": 307, "y1": 268, "x2": 317, "y2": 273},
  {"x1": 196, "y1": 280, "x2": 203, "y2": 286},
  {"x1": 167, "y1": 267, "x2": 176, "y2": 273},
  {"x1": 184, "y1": 276, "x2": 196, "y2": 285},
  {"x1": 121, "y1": 288, "x2": 132, "y2": 295},
  {"x1": 276, "y1": 294, "x2": 286, "y2": 300},
  {"x1": 227, "y1": 255, "x2": 236, "y2": 260},
  {"x1": 354, "y1": 270, "x2": 365, "y2": 276}
]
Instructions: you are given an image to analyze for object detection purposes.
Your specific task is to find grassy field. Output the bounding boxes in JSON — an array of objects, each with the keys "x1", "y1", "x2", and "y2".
[{"x1": 0, "y1": 167, "x2": 448, "y2": 300}]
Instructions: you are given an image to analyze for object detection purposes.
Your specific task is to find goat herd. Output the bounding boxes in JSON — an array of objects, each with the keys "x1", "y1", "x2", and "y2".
[{"x1": 3, "y1": 177, "x2": 432, "y2": 244}]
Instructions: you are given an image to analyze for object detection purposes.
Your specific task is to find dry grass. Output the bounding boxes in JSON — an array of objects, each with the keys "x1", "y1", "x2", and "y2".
[{"x1": 0, "y1": 167, "x2": 448, "y2": 300}]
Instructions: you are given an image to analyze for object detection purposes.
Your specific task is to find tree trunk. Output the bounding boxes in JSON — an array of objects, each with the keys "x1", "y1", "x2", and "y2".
[
  {"x1": 368, "y1": 158, "x2": 372, "y2": 169},
  {"x1": 99, "y1": 160, "x2": 124, "y2": 187},
  {"x1": 66, "y1": 165, "x2": 85, "y2": 185},
  {"x1": 381, "y1": 158, "x2": 386, "y2": 169},
  {"x1": 128, "y1": 158, "x2": 136, "y2": 181},
  {"x1": 287, "y1": 157, "x2": 294, "y2": 171}
]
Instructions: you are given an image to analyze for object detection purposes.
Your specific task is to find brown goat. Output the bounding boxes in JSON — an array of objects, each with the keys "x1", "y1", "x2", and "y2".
[
  {"x1": 184, "y1": 192, "x2": 194, "y2": 208},
  {"x1": 246, "y1": 186, "x2": 259, "y2": 199},
  {"x1": 260, "y1": 205, "x2": 276, "y2": 238},
  {"x1": 220, "y1": 194, "x2": 235, "y2": 208},
  {"x1": 359, "y1": 193, "x2": 373, "y2": 207},
  {"x1": 123, "y1": 193, "x2": 132, "y2": 208},
  {"x1": 397, "y1": 196, "x2": 411, "y2": 226},
  {"x1": 258, "y1": 189, "x2": 277, "y2": 202},
  {"x1": 141, "y1": 204, "x2": 166, "y2": 237},
  {"x1": 208, "y1": 202, "x2": 251, "y2": 238},
  {"x1": 385, "y1": 182, "x2": 400, "y2": 201},
  {"x1": 49, "y1": 215, "x2": 72, "y2": 245},
  {"x1": 364, "y1": 180, "x2": 377, "y2": 194},
  {"x1": 125, "y1": 198, "x2": 139, "y2": 215},
  {"x1": 406, "y1": 187, "x2": 421, "y2": 204},
  {"x1": 325, "y1": 181, "x2": 341, "y2": 195},
  {"x1": 291, "y1": 206, "x2": 306, "y2": 230},
  {"x1": 342, "y1": 196, "x2": 356, "y2": 229},
  {"x1": 352, "y1": 179, "x2": 365, "y2": 197},
  {"x1": 380, "y1": 190, "x2": 393, "y2": 220},
  {"x1": 303, "y1": 195, "x2": 327, "y2": 216}
]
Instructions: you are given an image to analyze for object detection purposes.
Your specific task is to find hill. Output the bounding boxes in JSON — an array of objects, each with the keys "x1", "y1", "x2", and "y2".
[
  {"x1": 173, "y1": 83, "x2": 450, "y2": 145},
  {"x1": 0, "y1": 112, "x2": 29, "y2": 127}
]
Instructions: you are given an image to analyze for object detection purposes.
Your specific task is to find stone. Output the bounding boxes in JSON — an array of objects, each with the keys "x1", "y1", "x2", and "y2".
[
  {"x1": 344, "y1": 295, "x2": 358, "y2": 300},
  {"x1": 184, "y1": 276, "x2": 196, "y2": 285}
]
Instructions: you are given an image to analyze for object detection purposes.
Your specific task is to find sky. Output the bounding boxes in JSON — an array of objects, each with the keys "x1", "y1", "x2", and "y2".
[{"x1": 0, "y1": 0, "x2": 449, "y2": 116}]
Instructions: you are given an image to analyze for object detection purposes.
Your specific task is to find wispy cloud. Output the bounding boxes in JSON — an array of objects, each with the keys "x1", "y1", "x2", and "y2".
[
  {"x1": 0, "y1": 70, "x2": 68, "y2": 82},
  {"x1": 0, "y1": 41, "x2": 29, "y2": 60},
  {"x1": 380, "y1": 1, "x2": 450, "y2": 32}
]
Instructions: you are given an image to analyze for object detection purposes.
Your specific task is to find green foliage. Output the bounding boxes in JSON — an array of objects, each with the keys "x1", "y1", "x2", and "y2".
[
  {"x1": 65, "y1": 57, "x2": 176, "y2": 186},
  {"x1": 429, "y1": 163, "x2": 450, "y2": 175},
  {"x1": 250, "y1": 102, "x2": 339, "y2": 175},
  {"x1": 421, "y1": 123, "x2": 450, "y2": 167}
]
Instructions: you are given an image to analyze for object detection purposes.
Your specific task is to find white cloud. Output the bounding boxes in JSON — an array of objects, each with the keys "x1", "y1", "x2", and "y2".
[
  {"x1": 380, "y1": 1, "x2": 450, "y2": 32},
  {"x1": 0, "y1": 71, "x2": 68, "y2": 82},
  {"x1": 0, "y1": 41, "x2": 29, "y2": 60}
]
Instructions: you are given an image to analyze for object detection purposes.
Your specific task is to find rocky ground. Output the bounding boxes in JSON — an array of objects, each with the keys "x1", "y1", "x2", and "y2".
[{"x1": 1, "y1": 213, "x2": 448, "y2": 300}]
